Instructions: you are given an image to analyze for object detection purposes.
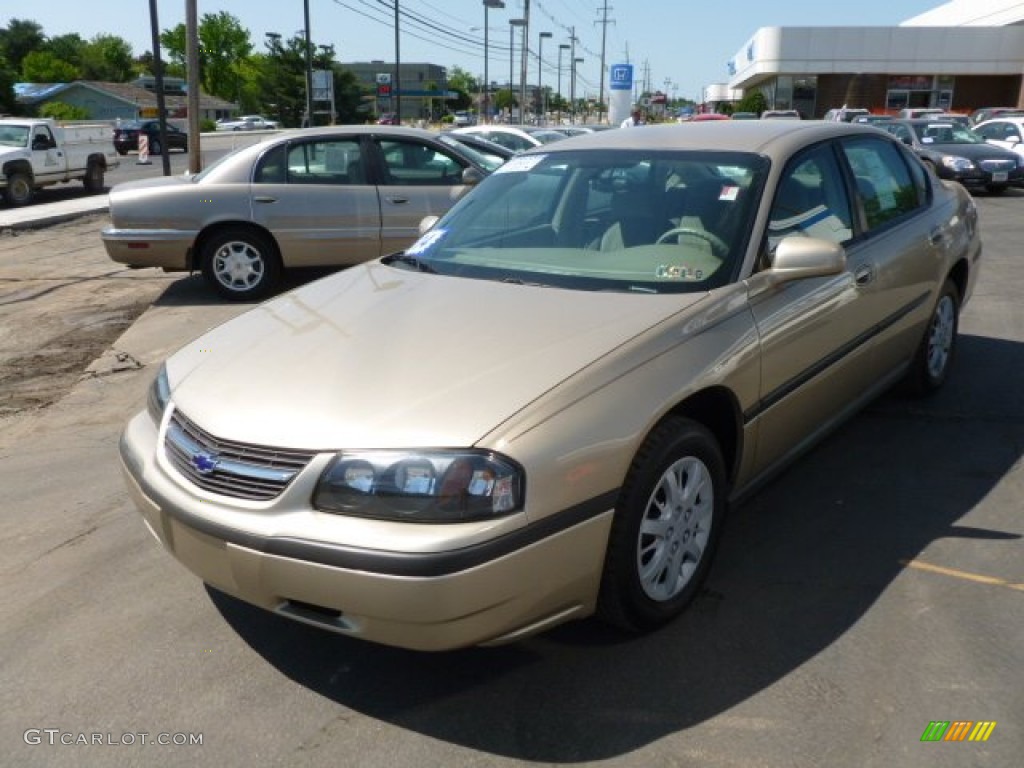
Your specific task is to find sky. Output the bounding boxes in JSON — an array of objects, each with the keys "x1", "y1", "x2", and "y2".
[{"x1": 5, "y1": 0, "x2": 945, "y2": 102}]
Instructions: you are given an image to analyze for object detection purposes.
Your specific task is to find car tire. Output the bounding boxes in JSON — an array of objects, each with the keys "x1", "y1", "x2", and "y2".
[
  {"x1": 905, "y1": 278, "x2": 960, "y2": 395},
  {"x1": 150, "y1": 138, "x2": 163, "y2": 155},
  {"x1": 200, "y1": 227, "x2": 281, "y2": 301},
  {"x1": 986, "y1": 184, "x2": 1007, "y2": 195},
  {"x1": 598, "y1": 416, "x2": 726, "y2": 632},
  {"x1": 83, "y1": 161, "x2": 105, "y2": 193},
  {"x1": 3, "y1": 171, "x2": 34, "y2": 206},
  {"x1": 116, "y1": 148, "x2": 127, "y2": 156}
]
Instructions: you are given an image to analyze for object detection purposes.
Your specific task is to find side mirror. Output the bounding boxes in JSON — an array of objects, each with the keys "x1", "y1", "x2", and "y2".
[
  {"x1": 1007, "y1": 135, "x2": 1021, "y2": 145},
  {"x1": 419, "y1": 215, "x2": 440, "y2": 236},
  {"x1": 770, "y1": 236, "x2": 846, "y2": 282},
  {"x1": 461, "y1": 166, "x2": 485, "y2": 186}
]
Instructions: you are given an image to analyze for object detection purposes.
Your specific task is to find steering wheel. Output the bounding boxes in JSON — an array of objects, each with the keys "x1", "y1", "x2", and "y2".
[{"x1": 655, "y1": 226, "x2": 729, "y2": 257}]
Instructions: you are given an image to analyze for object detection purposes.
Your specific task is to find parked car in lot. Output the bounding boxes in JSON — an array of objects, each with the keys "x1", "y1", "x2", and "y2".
[
  {"x1": 113, "y1": 120, "x2": 188, "y2": 155},
  {"x1": 376, "y1": 113, "x2": 400, "y2": 126},
  {"x1": 824, "y1": 107, "x2": 871, "y2": 122},
  {"x1": 120, "y1": 121, "x2": 980, "y2": 651},
  {"x1": 451, "y1": 124, "x2": 567, "y2": 152},
  {"x1": 968, "y1": 106, "x2": 1024, "y2": 126},
  {"x1": 971, "y1": 115, "x2": 1024, "y2": 159},
  {"x1": 215, "y1": 115, "x2": 280, "y2": 131},
  {"x1": 761, "y1": 109, "x2": 801, "y2": 119},
  {"x1": 102, "y1": 125, "x2": 492, "y2": 299},
  {"x1": 438, "y1": 130, "x2": 514, "y2": 168},
  {"x1": 876, "y1": 118, "x2": 1024, "y2": 193}
]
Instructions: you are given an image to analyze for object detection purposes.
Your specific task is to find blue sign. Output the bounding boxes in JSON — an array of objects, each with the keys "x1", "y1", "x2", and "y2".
[{"x1": 609, "y1": 64, "x2": 633, "y2": 91}]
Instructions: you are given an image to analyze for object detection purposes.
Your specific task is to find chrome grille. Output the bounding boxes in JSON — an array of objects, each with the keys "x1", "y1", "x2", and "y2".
[
  {"x1": 978, "y1": 158, "x2": 1016, "y2": 172},
  {"x1": 164, "y1": 408, "x2": 317, "y2": 501}
]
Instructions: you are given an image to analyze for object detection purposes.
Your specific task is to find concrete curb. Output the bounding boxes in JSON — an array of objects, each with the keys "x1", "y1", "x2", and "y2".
[{"x1": 0, "y1": 198, "x2": 108, "y2": 231}]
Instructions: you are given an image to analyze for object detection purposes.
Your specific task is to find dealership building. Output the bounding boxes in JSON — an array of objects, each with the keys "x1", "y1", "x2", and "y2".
[{"x1": 704, "y1": 0, "x2": 1024, "y2": 117}]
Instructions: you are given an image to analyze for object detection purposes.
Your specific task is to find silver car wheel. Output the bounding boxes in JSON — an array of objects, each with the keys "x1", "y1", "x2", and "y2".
[
  {"x1": 637, "y1": 455, "x2": 714, "y2": 602},
  {"x1": 926, "y1": 294, "x2": 956, "y2": 380},
  {"x1": 213, "y1": 240, "x2": 265, "y2": 292}
]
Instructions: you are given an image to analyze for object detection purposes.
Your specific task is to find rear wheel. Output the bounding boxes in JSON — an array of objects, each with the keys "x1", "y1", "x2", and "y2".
[
  {"x1": 986, "y1": 184, "x2": 1007, "y2": 195},
  {"x1": 150, "y1": 138, "x2": 163, "y2": 155},
  {"x1": 3, "y1": 172, "x2": 34, "y2": 206},
  {"x1": 905, "y1": 279, "x2": 959, "y2": 395},
  {"x1": 83, "y1": 161, "x2": 105, "y2": 193},
  {"x1": 598, "y1": 417, "x2": 726, "y2": 632},
  {"x1": 200, "y1": 227, "x2": 281, "y2": 301}
]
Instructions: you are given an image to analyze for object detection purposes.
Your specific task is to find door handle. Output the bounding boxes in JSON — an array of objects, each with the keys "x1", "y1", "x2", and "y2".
[
  {"x1": 928, "y1": 227, "x2": 946, "y2": 247},
  {"x1": 252, "y1": 195, "x2": 277, "y2": 203},
  {"x1": 854, "y1": 264, "x2": 874, "y2": 286},
  {"x1": 385, "y1": 196, "x2": 409, "y2": 204}
]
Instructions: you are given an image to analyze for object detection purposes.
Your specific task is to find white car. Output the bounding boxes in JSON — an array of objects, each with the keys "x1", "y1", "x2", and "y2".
[
  {"x1": 972, "y1": 116, "x2": 1024, "y2": 159},
  {"x1": 215, "y1": 115, "x2": 280, "y2": 132},
  {"x1": 450, "y1": 125, "x2": 567, "y2": 153}
]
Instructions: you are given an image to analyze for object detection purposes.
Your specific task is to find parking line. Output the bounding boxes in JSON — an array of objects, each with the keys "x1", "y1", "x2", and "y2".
[{"x1": 899, "y1": 559, "x2": 1024, "y2": 592}]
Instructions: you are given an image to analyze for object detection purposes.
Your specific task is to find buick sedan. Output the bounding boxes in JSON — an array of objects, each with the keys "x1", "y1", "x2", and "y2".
[
  {"x1": 102, "y1": 126, "x2": 491, "y2": 299},
  {"x1": 120, "y1": 122, "x2": 980, "y2": 651}
]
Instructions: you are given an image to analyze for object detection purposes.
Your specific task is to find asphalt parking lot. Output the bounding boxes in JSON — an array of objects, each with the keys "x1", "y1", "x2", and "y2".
[{"x1": 0, "y1": 191, "x2": 1021, "y2": 767}]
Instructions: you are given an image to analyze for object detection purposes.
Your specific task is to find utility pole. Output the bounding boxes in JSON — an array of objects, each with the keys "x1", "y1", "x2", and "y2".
[
  {"x1": 303, "y1": 0, "x2": 313, "y2": 127},
  {"x1": 147, "y1": 0, "x2": 170, "y2": 176},
  {"x1": 185, "y1": 0, "x2": 200, "y2": 174},
  {"x1": 595, "y1": 1, "x2": 614, "y2": 124}
]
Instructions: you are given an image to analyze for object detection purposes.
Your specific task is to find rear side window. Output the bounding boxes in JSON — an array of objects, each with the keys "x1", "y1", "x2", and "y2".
[
  {"x1": 768, "y1": 144, "x2": 853, "y2": 249},
  {"x1": 839, "y1": 137, "x2": 923, "y2": 231}
]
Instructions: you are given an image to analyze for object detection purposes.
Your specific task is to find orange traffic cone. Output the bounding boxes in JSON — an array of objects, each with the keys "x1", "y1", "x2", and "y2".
[{"x1": 137, "y1": 134, "x2": 151, "y2": 165}]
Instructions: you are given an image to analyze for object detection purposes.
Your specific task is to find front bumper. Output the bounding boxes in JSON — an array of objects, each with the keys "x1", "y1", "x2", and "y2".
[{"x1": 119, "y1": 410, "x2": 613, "y2": 651}]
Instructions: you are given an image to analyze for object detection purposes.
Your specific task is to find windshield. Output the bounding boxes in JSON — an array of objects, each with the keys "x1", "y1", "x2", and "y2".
[
  {"x1": 0, "y1": 125, "x2": 29, "y2": 147},
  {"x1": 437, "y1": 133, "x2": 504, "y2": 172},
  {"x1": 912, "y1": 123, "x2": 986, "y2": 145},
  {"x1": 394, "y1": 149, "x2": 768, "y2": 294}
]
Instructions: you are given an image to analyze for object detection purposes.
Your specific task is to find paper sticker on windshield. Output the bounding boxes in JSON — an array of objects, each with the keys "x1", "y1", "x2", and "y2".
[
  {"x1": 719, "y1": 185, "x2": 740, "y2": 201},
  {"x1": 656, "y1": 264, "x2": 704, "y2": 280},
  {"x1": 406, "y1": 227, "x2": 447, "y2": 256},
  {"x1": 495, "y1": 155, "x2": 546, "y2": 174}
]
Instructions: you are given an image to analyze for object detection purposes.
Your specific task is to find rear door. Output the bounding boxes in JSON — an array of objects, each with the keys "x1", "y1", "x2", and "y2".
[{"x1": 248, "y1": 136, "x2": 383, "y2": 268}]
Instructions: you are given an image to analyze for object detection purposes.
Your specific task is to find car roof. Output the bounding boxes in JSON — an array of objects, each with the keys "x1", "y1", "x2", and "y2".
[
  {"x1": 516, "y1": 120, "x2": 887, "y2": 157},
  {"x1": 976, "y1": 115, "x2": 1024, "y2": 126}
]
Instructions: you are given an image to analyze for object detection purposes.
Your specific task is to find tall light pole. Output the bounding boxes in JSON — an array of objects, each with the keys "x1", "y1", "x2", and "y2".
[
  {"x1": 557, "y1": 43, "x2": 570, "y2": 125},
  {"x1": 537, "y1": 31, "x2": 551, "y2": 125},
  {"x1": 519, "y1": 0, "x2": 530, "y2": 126},
  {"x1": 509, "y1": 18, "x2": 525, "y2": 123},
  {"x1": 482, "y1": 1, "x2": 505, "y2": 125},
  {"x1": 572, "y1": 57, "x2": 583, "y2": 124}
]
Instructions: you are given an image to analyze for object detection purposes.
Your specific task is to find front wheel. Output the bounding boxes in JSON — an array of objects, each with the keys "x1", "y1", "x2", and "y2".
[
  {"x1": 986, "y1": 183, "x2": 1007, "y2": 195},
  {"x1": 150, "y1": 138, "x2": 163, "y2": 155},
  {"x1": 905, "y1": 279, "x2": 960, "y2": 395},
  {"x1": 3, "y1": 172, "x2": 34, "y2": 206},
  {"x1": 200, "y1": 227, "x2": 281, "y2": 301},
  {"x1": 598, "y1": 417, "x2": 726, "y2": 632}
]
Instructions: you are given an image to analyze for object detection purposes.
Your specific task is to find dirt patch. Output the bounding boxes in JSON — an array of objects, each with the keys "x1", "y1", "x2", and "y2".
[{"x1": 0, "y1": 301, "x2": 153, "y2": 417}]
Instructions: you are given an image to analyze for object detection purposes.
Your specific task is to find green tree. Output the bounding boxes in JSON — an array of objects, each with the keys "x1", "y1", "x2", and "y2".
[
  {"x1": 80, "y1": 34, "x2": 134, "y2": 81},
  {"x1": 445, "y1": 66, "x2": 477, "y2": 112},
  {"x1": 0, "y1": 18, "x2": 46, "y2": 76},
  {"x1": 40, "y1": 101, "x2": 89, "y2": 120},
  {"x1": 0, "y1": 65, "x2": 17, "y2": 115},
  {"x1": 22, "y1": 50, "x2": 79, "y2": 82},
  {"x1": 735, "y1": 91, "x2": 767, "y2": 116},
  {"x1": 47, "y1": 34, "x2": 86, "y2": 70},
  {"x1": 160, "y1": 12, "x2": 253, "y2": 102}
]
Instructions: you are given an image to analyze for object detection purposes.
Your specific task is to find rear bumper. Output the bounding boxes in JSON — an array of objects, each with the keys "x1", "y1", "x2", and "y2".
[{"x1": 101, "y1": 227, "x2": 195, "y2": 270}]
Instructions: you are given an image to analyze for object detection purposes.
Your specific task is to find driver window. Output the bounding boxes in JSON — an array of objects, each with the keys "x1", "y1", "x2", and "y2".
[{"x1": 767, "y1": 144, "x2": 852, "y2": 253}]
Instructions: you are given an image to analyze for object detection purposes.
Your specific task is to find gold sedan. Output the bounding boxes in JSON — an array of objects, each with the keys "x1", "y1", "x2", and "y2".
[{"x1": 120, "y1": 122, "x2": 980, "y2": 650}]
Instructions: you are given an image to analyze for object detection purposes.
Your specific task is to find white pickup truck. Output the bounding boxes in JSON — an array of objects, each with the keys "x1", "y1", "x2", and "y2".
[{"x1": 0, "y1": 118, "x2": 120, "y2": 207}]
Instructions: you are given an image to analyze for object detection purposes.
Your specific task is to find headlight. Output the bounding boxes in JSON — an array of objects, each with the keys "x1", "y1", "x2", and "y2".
[
  {"x1": 941, "y1": 155, "x2": 974, "y2": 171},
  {"x1": 314, "y1": 449, "x2": 524, "y2": 522},
  {"x1": 146, "y1": 363, "x2": 171, "y2": 423}
]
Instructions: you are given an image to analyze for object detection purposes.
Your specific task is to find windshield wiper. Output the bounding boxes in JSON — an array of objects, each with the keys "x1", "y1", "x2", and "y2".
[{"x1": 383, "y1": 253, "x2": 437, "y2": 273}]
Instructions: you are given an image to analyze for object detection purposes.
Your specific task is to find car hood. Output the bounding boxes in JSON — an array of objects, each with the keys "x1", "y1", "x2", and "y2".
[
  {"x1": 921, "y1": 142, "x2": 1017, "y2": 161},
  {"x1": 167, "y1": 263, "x2": 705, "y2": 450}
]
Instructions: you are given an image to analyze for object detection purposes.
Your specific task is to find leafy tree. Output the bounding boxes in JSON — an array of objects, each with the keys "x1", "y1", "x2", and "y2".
[
  {"x1": 46, "y1": 34, "x2": 86, "y2": 70},
  {"x1": 444, "y1": 66, "x2": 477, "y2": 112},
  {"x1": 40, "y1": 101, "x2": 89, "y2": 120},
  {"x1": 22, "y1": 50, "x2": 79, "y2": 82},
  {"x1": 0, "y1": 65, "x2": 17, "y2": 115},
  {"x1": 80, "y1": 34, "x2": 134, "y2": 81},
  {"x1": 735, "y1": 91, "x2": 767, "y2": 116},
  {"x1": 0, "y1": 18, "x2": 46, "y2": 76},
  {"x1": 160, "y1": 12, "x2": 253, "y2": 102}
]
